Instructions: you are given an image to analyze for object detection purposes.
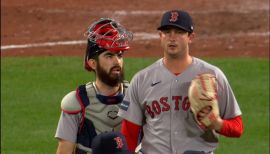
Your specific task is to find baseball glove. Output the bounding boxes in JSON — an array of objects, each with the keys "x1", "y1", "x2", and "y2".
[{"x1": 188, "y1": 73, "x2": 219, "y2": 128}]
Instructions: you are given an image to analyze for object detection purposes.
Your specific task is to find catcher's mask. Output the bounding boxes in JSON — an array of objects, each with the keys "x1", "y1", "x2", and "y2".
[{"x1": 84, "y1": 18, "x2": 133, "y2": 71}]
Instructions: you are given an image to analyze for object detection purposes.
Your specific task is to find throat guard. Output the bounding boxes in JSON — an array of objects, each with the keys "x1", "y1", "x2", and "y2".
[
  {"x1": 93, "y1": 82, "x2": 124, "y2": 105},
  {"x1": 96, "y1": 94, "x2": 124, "y2": 105}
]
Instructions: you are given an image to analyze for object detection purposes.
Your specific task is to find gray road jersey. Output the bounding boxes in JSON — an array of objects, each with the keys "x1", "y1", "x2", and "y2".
[
  {"x1": 55, "y1": 82, "x2": 128, "y2": 143},
  {"x1": 118, "y1": 57, "x2": 242, "y2": 154}
]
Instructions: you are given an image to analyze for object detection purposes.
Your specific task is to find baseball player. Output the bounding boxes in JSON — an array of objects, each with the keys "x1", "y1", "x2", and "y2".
[
  {"x1": 118, "y1": 10, "x2": 244, "y2": 154},
  {"x1": 55, "y1": 18, "x2": 133, "y2": 154}
]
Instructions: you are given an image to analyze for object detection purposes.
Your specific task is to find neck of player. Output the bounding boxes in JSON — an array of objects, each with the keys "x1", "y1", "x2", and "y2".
[
  {"x1": 163, "y1": 54, "x2": 193, "y2": 74},
  {"x1": 95, "y1": 80, "x2": 121, "y2": 96}
]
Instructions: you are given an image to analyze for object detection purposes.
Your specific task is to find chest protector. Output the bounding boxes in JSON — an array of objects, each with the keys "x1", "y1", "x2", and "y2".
[{"x1": 73, "y1": 81, "x2": 129, "y2": 154}]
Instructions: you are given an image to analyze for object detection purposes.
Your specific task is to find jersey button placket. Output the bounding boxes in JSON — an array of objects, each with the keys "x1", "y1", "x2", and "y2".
[
  {"x1": 172, "y1": 78, "x2": 179, "y2": 154},
  {"x1": 170, "y1": 79, "x2": 176, "y2": 154}
]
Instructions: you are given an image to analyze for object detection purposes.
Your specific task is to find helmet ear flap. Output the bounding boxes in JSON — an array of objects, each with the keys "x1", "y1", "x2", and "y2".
[{"x1": 84, "y1": 40, "x2": 106, "y2": 72}]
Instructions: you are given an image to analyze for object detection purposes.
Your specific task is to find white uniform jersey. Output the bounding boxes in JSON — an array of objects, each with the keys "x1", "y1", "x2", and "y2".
[{"x1": 118, "y1": 57, "x2": 242, "y2": 154}]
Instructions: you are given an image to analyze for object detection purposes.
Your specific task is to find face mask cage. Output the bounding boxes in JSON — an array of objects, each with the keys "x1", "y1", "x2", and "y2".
[{"x1": 85, "y1": 18, "x2": 133, "y2": 51}]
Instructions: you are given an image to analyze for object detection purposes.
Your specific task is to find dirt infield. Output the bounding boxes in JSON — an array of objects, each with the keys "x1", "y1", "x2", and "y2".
[{"x1": 1, "y1": 0, "x2": 269, "y2": 58}]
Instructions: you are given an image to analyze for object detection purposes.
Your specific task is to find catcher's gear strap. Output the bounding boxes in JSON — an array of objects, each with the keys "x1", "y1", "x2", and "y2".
[
  {"x1": 77, "y1": 85, "x2": 90, "y2": 107},
  {"x1": 122, "y1": 80, "x2": 129, "y2": 92},
  {"x1": 75, "y1": 118, "x2": 96, "y2": 154},
  {"x1": 75, "y1": 85, "x2": 90, "y2": 133},
  {"x1": 219, "y1": 115, "x2": 243, "y2": 137}
]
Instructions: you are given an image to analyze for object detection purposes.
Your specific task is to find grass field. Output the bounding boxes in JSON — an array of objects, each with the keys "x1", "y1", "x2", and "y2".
[{"x1": 1, "y1": 57, "x2": 269, "y2": 154}]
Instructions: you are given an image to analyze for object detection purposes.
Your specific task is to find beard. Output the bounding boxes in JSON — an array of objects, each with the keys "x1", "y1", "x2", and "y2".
[{"x1": 96, "y1": 62, "x2": 124, "y2": 87}]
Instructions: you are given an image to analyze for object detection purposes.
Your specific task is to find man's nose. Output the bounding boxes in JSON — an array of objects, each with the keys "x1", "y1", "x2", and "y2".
[{"x1": 168, "y1": 31, "x2": 177, "y2": 40}]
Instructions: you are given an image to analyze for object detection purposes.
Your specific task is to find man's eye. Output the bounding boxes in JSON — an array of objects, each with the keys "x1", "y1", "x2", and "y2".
[
  {"x1": 177, "y1": 31, "x2": 184, "y2": 34},
  {"x1": 163, "y1": 30, "x2": 170, "y2": 33},
  {"x1": 105, "y1": 54, "x2": 113, "y2": 58},
  {"x1": 176, "y1": 30, "x2": 188, "y2": 34},
  {"x1": 117, "y1": 53, "x2": 123, "y2": 58}
]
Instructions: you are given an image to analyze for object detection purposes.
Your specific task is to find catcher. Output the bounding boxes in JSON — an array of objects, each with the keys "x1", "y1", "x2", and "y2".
[
  {"x1": 55, "y1": 18, "x2": 133, "y2": 154},
  {"x1": 118, "y1": 9, "x2": 244, "y2": 154}
]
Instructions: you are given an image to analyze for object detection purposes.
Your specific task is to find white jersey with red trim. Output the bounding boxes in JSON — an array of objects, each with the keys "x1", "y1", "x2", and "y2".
[{"x1": 118, "y1": 57, "x2": 242, "y2": 154}]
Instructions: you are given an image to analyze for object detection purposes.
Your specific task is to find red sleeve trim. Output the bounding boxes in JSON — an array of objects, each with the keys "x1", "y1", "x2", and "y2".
[
  {"x1": 219, "y1": 115, "x2": 244, "y2": 137},
  {"x1": 121, "y1": 119, "x2": 142, "y2": 151},
  {"x1": 61, "y1": 109, "x2": 81, "y2": 114}
]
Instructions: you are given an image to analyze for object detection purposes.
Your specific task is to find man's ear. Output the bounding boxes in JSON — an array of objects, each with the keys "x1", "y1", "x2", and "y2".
[
  {"x1": 188, "y1": 32, "x2": 195, "y2": 43},
  {"x1": 159, "y1": 31, "x2": 163, "y2": 37},
  {"x1": 87, "y1": 59, "x2": 97, "y2": 71}
]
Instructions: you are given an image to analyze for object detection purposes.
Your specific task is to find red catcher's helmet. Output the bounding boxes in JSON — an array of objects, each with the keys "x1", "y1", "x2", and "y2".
[{"x1": 84, "y1": 18, "x2": 133, "y2": 71}]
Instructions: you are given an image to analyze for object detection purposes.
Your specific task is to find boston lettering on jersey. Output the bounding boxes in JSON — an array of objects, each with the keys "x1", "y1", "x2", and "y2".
[{"x1": 145, "y1": 95, "x2": 190, "y2": 118}]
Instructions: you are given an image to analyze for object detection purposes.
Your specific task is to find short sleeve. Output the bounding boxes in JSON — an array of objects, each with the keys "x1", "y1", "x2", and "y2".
[
  {"x1": 118, "y1": 74, "x2": 144, "y2": 126},
  {"x1": 55, "y1": 112, "x2": 80, "y2": 143}
]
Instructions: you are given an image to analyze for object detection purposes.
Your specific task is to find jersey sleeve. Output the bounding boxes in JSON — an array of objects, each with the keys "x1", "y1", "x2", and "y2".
[
  {"x1": 219, "y1": 115, "x2": 244, "y2": 137},
  {"x1": 216, "y1": 70, "x2": 242, "y2": 119},
  {"x1": 118, "y1": 73, "x2": 144, "y2": 126},
  {"x1": 55, "y1": 91, "x2": 81, "y2": 143},
  {"x1": 55, "y1": 111, "x2": 80, "y2": 143},
  {"x1": 121, "y1": 119, "x2": 142, "y2": 151}
]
